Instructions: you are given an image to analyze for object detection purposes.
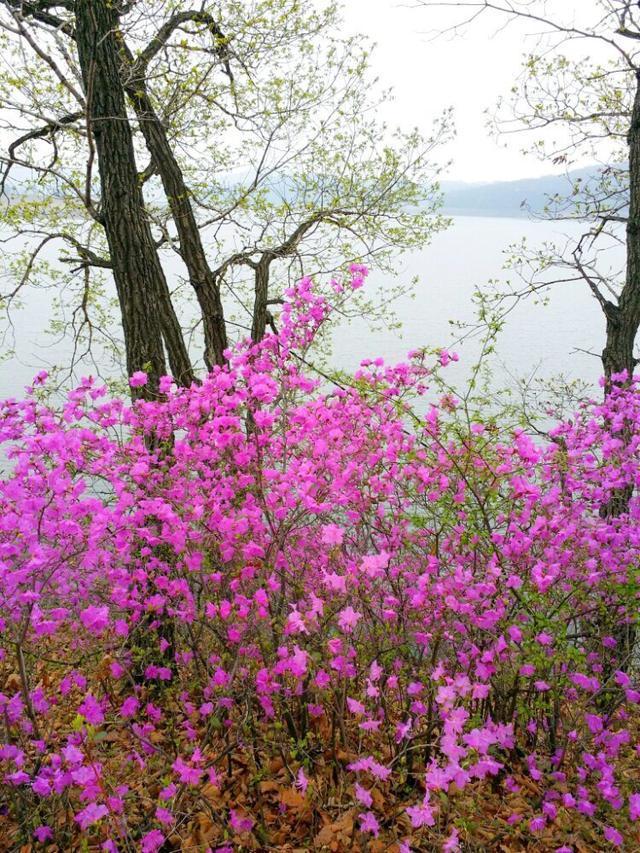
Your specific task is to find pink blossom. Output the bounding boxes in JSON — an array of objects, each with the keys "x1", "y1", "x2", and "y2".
[
  {"x1": 338, "y1": 606, "x2": 362, "y2": 633},
  {"x1": 358, "y1": 811, "x2": 379, "y2": 836},
  {"x1": 78, "y1": 694, "x2": 104, "y2": 726},
  {"x1": 79, "y1": 605, "x2": 109, "y2": 635},
  {"x1": 229, "y1": 809, "x2": 254, "y2": 834},
  {"x1": 129, "y1": 371, "x2": 148, "y2": 388},
  {"x1": 355, "y1": 783, "x2": 373, "y2": 807},
  {"x1": 321, "y1": 523, "x2": 344, "y2": 546},
  {"x1": 141, "y1": 830, "x2": 165, "y2": 852},
  {"x1": 603, "y1": 826, "x2": 623, "y2": 846},
  {"x1": 295, "y1": 767, "x2": 308, "y2": 793},
  {"x1": 33, "y1": 826, "x2": 53, "y2": 842},
  {"x1": 74, "y1": 802, "x2": 108, "y2": 830},
  {"x1": 406, "y1": 801, "x2": 435, "y2": 828}
]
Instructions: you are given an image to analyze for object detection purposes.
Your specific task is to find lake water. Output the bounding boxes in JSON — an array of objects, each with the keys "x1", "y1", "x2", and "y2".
[{"x1": 0, "y1": 215, "x2": 618, "y2": 400}]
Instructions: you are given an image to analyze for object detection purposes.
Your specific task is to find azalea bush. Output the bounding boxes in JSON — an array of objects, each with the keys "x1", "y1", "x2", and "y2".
[{"x1": 0, "y1": 268, "x2": 639, "y2": 851}]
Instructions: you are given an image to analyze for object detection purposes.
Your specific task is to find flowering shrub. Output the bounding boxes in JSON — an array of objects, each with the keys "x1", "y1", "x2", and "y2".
[{"x1": 0, "y1": 268, "x2": 639, "y2": 851}]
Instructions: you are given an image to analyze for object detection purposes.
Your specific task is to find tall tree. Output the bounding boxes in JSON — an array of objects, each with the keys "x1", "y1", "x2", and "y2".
[
  {"x1": 420, "y1": 0, "x2": 640, "y2": 386},
  {"x1": 0, "y1": 1, "x2": 450, "y2": 395},
  {"x1": 74, "y1": 0, "x2": 195, "y2": 396}
]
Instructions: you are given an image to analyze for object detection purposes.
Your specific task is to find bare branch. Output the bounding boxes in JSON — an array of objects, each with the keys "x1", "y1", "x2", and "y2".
[{"x1": 132, "y1": 9, "x2": 233, "y2": 83}]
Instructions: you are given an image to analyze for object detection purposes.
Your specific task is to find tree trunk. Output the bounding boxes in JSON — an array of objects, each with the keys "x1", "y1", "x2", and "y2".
[
  {"x1": 74, "y1": 0, "x2": 194, "y2": 396},
  {"x1": 251, "y1": 256, "x2": 272, "y2": 343},
  {"x1": 123, "y1": 71, "x2": 228, "y2": 369},
  {"x1": 602, "y1": 69, "x2": 640, "y2": 384}
]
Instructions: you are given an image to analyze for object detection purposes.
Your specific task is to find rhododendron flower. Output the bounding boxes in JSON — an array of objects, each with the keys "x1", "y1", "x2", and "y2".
[
  {"x1": 338, "y1": 606, "x2": 362, "y2": 633},
  {"x1": 33, "y1": 826, "x2": 53, "y2": 842},
  {"x1": 359, "y1": 811, "x2": 379, "y2": 836},
  {"x1": 120, "y1": 696, "x2": 139, "y2": 719},
  {"x1": 129, "y1": 371, "x2": 148, "y2": 388},
  {"x1": 78, "y1": 694, "x2": 104, "y2": 726},
  {"x1": 62, "y1": 744, "x2": 84, "y2": 765},
  {"x1": 172, "y1": 757, "x2": 202, "y2": 785},
  {"x1": 74, "y1": 802, "x2": 108, "y2": 830},
  {"x1": 159, "y1": 783, "x2": 177, "y2": 801},
  {"x1": 32, "y1": 776, "x2": 51, "y2": 797},
  {"x1": 229, "y1": 809, "x2": 254, "y2": 833},
  {"x1": 406, "y1": 801, "x2": 435, "y2": 828},
  {"x1": 348, "y1": 756, "x2": 391, "y2": 780},
  {"x1": 79, "y1": 605, "x2": 109, "y2": 635},
  {"x1": 141, "y1": 830, "x2": 165, "y2": 852},
  {"x1": 155, "y1": 807, "x2": 174, "y2": 825},
  {"x1": 603, "y1": 826, "x2": 623, "y2": 846},
  {"x1": 535, "y1": 632, "x2": 553, "y2": 646},
  {"x1": 355, "y1": 783, "x2": 373, "y2": 807},
  {"x1": 295, "y1": 767, "x2": 308, "y2": 793},
  {"x1": 321, "y1": 523, "x2": 344, "y2": 546},
  {"x1": 443, "y1": 827, "x2": 461, "y2": 852}
]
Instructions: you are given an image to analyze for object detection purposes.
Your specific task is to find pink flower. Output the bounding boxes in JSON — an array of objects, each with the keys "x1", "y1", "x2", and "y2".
[
  {"x1": 129, "y1": 371, "x2": 148, "y2": 388},
  {"x1": 74, "y1": 802, "x2": 108, "y2": 830},
  {"x1": 355, "y1": 783, "x2": 373, "y2": 807},
  {"x1": 78, "y1": 694, "x2": 104, "y2": 726},
  {"x1": 348, "y1": 756, "x2": 391, "y2": 780},
  {"x1": 141, "y1": 830, "x2": 165, "y2": 852},
  {"x1": 172, "y1": 757, "x2": 202, "y2": 785},
  {"x1": 63, "y1": 744, "x2": 84, "y2": 765},
  {"x1": 155, "y1": 807, "x2": 174, "y2": 826},
  {"x1": 358, "y1": 811, "x2": 379, "y2": 836},
  {"x1": 159, "y1": 783, "x2": 177, "y2": 801},
  {"x1": 338, "y1": 606, "x2": 362, "y2": 633},
  {"x1": 79, "y1": 605, "x2": 109, "y2": 635},
  {"x1": 120, "y1": 696, "x2": 139, "y2": 719},
  {"x1": 33, "y1": 826, "x2": 53, "y2": 842},
  {"x1": 603, "y1": 826, "x2": 623, "y2": 846},
  {"x1": 629, "y1": 792, "x2": 640, "y2": 821},
  {"x1": 406, "y1": 801, "x2": 435, "y2": 828},
  {"x1": 229, "y1": 809, "x2": 254, "y2": 834},
  {"x1": 444, "y1": 828, "x2": 461, "y2": 852},
  {"x1": 295, "y1": 767, "x2": 308, "y2": 794},
  {"x1": 321, "y1": 523, "x2": 344, "y2": 546},
  {"x1": 347, "y1": 697, "x2": 366, "y2": 715}
]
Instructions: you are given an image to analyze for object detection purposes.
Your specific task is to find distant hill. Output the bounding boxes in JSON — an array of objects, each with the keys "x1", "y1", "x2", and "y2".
[{"x1": 441, "y1": 166, "x2": 620, "y2": 217}]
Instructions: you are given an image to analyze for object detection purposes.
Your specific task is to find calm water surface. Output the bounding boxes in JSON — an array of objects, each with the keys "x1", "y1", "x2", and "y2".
[{"x1": 0, "y1": 216, "x2": 616, "y2": 399}]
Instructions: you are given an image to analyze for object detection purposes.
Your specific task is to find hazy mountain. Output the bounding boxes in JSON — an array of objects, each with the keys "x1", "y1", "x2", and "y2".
[{"x1": 441, "y1": 166, "x2": 622, "y2": 217}]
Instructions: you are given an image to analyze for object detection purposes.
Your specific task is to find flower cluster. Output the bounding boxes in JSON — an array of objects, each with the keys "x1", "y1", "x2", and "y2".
[{"x1": 0, "y1": 267, "x2": 639, "y2": 850}]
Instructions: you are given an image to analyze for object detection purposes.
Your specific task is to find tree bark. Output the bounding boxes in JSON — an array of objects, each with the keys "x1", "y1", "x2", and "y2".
[
  {"x1": 251, "y1": 256, "x2": 272, "y2": 343},
  {"x1": 74, "y1": 0, "x2": 194, "y2": 396},
  {"x1": 602, "y1": 69, "x2": 640, "y2": 384},
  {"x1": 123, "y1": 59, "x2": 228, "y2": 369}
]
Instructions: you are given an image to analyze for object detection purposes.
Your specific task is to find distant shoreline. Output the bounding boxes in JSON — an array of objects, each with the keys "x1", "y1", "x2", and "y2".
[{"x1": 442, "y1": 207, "x2": 532, "y2": 219}]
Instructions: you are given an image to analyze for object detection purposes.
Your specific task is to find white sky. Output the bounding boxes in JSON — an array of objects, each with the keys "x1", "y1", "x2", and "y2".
[{"x1": 340, "y1": 0, "x2": 603, "y2": 182}]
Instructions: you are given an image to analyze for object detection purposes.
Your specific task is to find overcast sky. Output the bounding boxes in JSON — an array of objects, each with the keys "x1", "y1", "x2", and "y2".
[{"x1": 341, "y1": 0, "x2": 602, "y2": 183}]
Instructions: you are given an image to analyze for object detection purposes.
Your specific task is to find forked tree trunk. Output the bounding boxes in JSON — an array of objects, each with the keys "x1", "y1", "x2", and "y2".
[
  {"x1": 75, "y1": 0, "x2": 195, "y2": 396},
  {"x1": 123, "y1": 68, "x2": 228, "y2": 369}
]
